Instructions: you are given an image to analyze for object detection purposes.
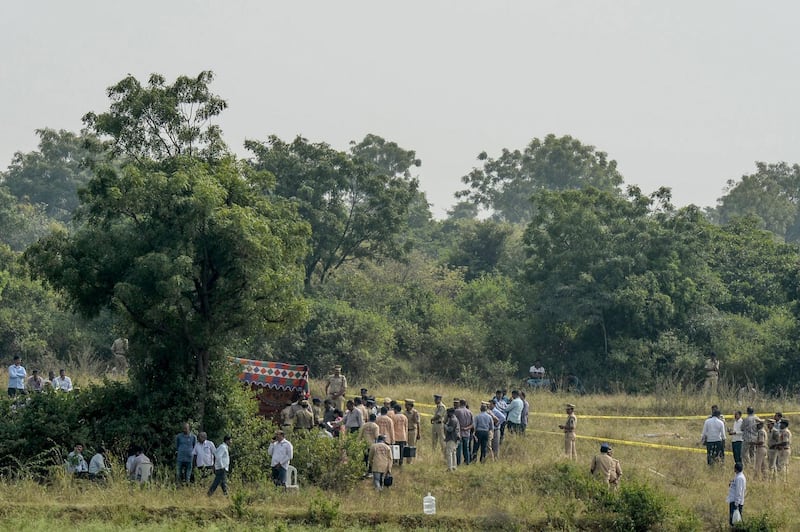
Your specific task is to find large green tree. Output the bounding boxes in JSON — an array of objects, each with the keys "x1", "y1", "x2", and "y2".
[
  {"x1": 715, "y1": 162, "x2": 800, "y2": 242},
  {"x1": 246, "y1": 134, "x2": 418, "y2": 288},
  {"x1": 2, "y1": 129, "x2": 98, "y2": 221},
  {"x1": 26, "y1": 73, "x2": 309, "y2": 423},
  {"x1": 458, "y1": 134, "x2": 624, "y2": 223},
  {"x1": 522, "y1": 187, "x2": 719, "y2": 390}
]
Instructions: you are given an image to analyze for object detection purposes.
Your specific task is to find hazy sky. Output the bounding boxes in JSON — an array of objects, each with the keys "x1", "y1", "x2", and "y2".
[{"x1": 2, "y1": 1, "x2": 798, "y2": 217}]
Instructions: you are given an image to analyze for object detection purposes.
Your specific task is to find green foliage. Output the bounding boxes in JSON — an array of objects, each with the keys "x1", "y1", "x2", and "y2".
[
  {"x1": 273, "y1": 297, "x2": 396, "y2": 381},
  {"x1": 458, "y1": 133, "x2": 624, "y2": 223},
  {"x1": 716, "y1": 161, "x2": 800, "y2": 242},
  {"x1": 26, "y1": 154, "x2": 309, "y2": 422},
  {"x1": 732, "y1": 513, "x2": 778, "y2": 532},
  {"x1": 291, "y1": 432, "x2": 368, "y2": 491},
  {"x1": 597, "y1": 481, "x2": 669, "y2": 532},
  {"x1": 0, "y1": 187, "x2": 56, "y2": 251},
  {"x1": 83, "y1": 71, "x2": 228, "y2": 162},
  {"x1": 2, "y1": 129, "x2": 99, "y2": 222},
  {"x1": 246, "y1": 134, "x2": 418, "y2": 287},
  {"x1": 306, "y1": 497, "x2": 341, "y2": 527}
]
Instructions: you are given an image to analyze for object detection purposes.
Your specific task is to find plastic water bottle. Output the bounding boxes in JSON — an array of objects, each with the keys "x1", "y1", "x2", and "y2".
[{"x1": 423, "y1": 492, "x2": 436, "y2": 515}]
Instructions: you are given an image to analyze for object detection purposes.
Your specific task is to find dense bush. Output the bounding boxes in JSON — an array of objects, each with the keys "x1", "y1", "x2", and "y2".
[{"x1": 291, "y1": 431, "x2": 368, "y2": 491}]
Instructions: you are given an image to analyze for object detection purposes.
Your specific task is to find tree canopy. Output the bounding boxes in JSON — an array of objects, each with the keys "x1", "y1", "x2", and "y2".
[
  {"x1": 458, "y1": 134, "x2": 624, "y2": 223},
  {"x1": 246, "y1": 134, "x2": 418, "y2": 288},
  {"x1": 26, "y1": 73, "x2": 309, "y2": 423}
]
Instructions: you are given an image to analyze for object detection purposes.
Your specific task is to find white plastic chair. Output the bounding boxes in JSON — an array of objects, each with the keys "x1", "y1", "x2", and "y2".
[
  {"x1": 135, "y1": 462, "x2": 153, "y2": 484},
  {"x1": 285, "y1": 465, "x2": 299, "y2": 490}
]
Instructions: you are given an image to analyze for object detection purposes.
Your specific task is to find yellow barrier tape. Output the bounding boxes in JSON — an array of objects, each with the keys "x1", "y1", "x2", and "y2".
[
  {"x1": 355, "y1": 395, "x2": 800, "y2": 421},
  {"x1": 529, "y1": 429, "x2": 705, "y2": 454}
]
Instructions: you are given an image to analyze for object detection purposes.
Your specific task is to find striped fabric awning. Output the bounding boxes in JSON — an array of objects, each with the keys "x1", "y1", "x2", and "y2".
[{"x1": 230, "y1": 357, "x2": 309, "y2": 394}]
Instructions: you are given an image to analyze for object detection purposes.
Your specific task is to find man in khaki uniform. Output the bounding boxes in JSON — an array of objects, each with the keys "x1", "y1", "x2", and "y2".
[
  {"x1": 325, "y1": 365, "x2": 347, "y2": 411},
  {"x1": 753, "y1": 419, "x2": 768, "y2": 480},
  {"x1": 392, "y1": 404, "x2": 409, "y2": 466},
  {"x1": 293, "y1": 399, "x2": 315, "y2": 431},
  {"x1": 376, "y1": 406, "x2": 395, "y2": 445},
  {"x1": 766, "y1": 419, "x2": 780, "y2": 480},
  {"x1": 559, "y1": 404, "x2": 577, "y2": 460},
  {"x1": 776, "y1": 419, "x2": 792, "y2": 482},
  {"x1": 431, "y1": 394, "x2": 446, "y2": 452},
  {"x1": 404, "y1": 399, "x2": 421, "y2": 463},
  {"x1": 590, "y1": 443, "x2": 618, "y2": 487},
  {"x1": 703, "y1": 353, "x2": 719, "y2": 394}
]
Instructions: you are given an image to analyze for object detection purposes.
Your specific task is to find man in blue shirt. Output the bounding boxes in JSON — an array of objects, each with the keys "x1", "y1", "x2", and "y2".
[
  {"x1": 489, "y1": 399, "x2": 506, "y2": 458},
  {"x1": 176, "y1": 422, "x2": 197, "y2": 485},
  {"x1": 474, "y1": 404, "x2": 494, "y2": 463}
]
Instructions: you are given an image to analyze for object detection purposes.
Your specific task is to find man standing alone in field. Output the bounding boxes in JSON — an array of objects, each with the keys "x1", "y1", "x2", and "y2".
[
  {"x1": 704, "y1": 352, "x2": 720, "y2": 394},
  {"x1": 559, "y1": 404, "x2": 577, "y2": 460}
]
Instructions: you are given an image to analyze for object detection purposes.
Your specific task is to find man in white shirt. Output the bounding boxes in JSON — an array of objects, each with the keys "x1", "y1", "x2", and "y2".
[
  {"x1": 725, "y1": 462, "x2": 746, "y2": 525},
  {"x1": 53, "y1": 369, "x2": 73, "y2": 392},
  {"x1": 701, "y1": 409, "x2": 726, "y2": 465},
  {"x1": 66, "y1": 444, "x2": 88, "y2": 477},
  {"x1": 88, "y1": 447, "x2": 108, "y2": 480},
  {"x1": 7, "y1": 356, "x2": 27, "y2": 397},
  {"x1": 529, "y1": 361, "x2": 545, "y2": 380},
  {"x1": 207, "y1": 435, "x2": 231, "y2": 496},
  {"x1": 193, "y1": 431, "x2": 216, "y2": 480},
  {"x1": 268, "y1": 430, "x2": 293, "y2": 487}
]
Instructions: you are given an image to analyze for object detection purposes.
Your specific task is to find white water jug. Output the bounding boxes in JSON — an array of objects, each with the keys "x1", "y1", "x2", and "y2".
[{"x1": 423, "y1": 492, "x2": 436, "y2": 515}]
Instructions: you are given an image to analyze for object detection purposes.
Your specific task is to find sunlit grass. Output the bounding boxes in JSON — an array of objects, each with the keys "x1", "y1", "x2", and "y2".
[{"x1": 0, "y1": 377, "x2": 795, "y2": 529}]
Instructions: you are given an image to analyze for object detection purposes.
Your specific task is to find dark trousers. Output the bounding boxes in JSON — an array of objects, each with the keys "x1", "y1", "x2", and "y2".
[
  {"x1": 177, "y1": 460, "x2": 192, "y2": 483},
  {"x1": 272, "y1": 465, "x2": 287, "y2": 486},
  {"x1": 706, "y1": 441, "x2": 725, "y2": 465},
  {"x1": 729, "y1": 502, "x2": 743, "y2": 525},
  {"x1": 207, "y1": 468, "x2": 228, "y2": 496},
  {"x1": 731, "y1": 441, "x2": 743, "y2": 465},
  {"x1": 459, "y1": 436, "x2": 472, "y2": 465},
  {"x1": 475, "y1": 430, "x2": 490, "y2": 462}
]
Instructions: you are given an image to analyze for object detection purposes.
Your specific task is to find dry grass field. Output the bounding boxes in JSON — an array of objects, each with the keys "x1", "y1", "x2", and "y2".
[{"x1": 0, "y1": 377, "x2": 793, "y2": 530}]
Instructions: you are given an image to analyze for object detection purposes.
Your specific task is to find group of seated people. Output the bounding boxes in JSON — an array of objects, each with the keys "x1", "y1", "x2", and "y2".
[
  {"x1": 64, "y1": 443, "x2": 152, "y2": 482},
  {"x1": 27, "y1": 369, "x2": 73, "y2": 393}
]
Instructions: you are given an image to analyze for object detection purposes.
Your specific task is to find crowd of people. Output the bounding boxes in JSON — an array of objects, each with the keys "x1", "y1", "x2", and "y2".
[{"x1": 701, "y1": 405, "x2": 792, "y2": 482}]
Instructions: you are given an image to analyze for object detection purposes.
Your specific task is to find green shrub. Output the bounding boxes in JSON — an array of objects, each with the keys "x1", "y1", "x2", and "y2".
[
  {"x1": 306, "y1": 497, "x2": 340, "y2": 527},
  {"x1": 733, "y1": 513, "x2": 778, "y2": 532},
  {"x1": 597, "y1": 481, "x2": 670, "y2": 532},
  {"x1": 291, "y1": 431, "x2": 368, "y2": 491}
]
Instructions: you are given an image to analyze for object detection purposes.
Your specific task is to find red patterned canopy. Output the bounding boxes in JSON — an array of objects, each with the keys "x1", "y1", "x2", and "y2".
[{"x1": 230, "y1": 357, "x2": 309, "y2": 395}]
